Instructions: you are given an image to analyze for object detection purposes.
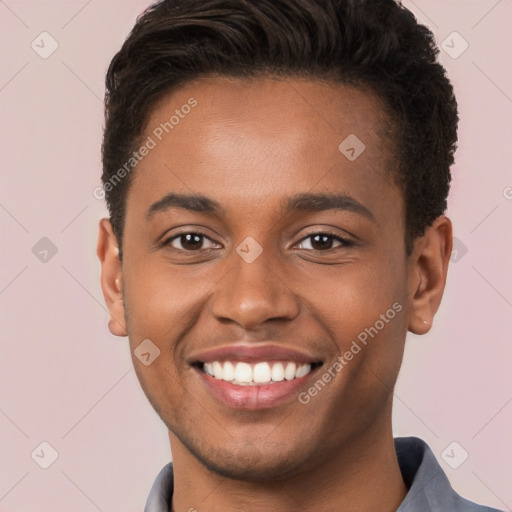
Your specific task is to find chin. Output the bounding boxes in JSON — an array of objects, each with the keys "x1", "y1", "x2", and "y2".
[{"x1": 181, "y1": 433, "x2": 311, "y2": 482}]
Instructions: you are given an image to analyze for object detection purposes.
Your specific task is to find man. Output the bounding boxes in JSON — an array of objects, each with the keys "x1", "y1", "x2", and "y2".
[{"x1": 96, "y1": 0, "x2": 502, "y2": 510}]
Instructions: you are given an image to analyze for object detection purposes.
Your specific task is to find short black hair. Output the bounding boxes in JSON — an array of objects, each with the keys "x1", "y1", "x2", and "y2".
[{"x1": 102, "y1": 0, "x2": 458, "y2": 255}]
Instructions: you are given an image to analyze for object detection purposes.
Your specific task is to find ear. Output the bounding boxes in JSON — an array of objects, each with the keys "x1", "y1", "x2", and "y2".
[
  {"x1": 96, "y1": 218, "x2": 128, "y2": 337},
  {"x1": 407, "y1": 215, "x2": 453, "y2": 335}
]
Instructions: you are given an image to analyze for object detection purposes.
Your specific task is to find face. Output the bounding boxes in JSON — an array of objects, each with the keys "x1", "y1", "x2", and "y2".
[{"x1": 98, "y1": 77, "x2": 449, "y2": 481}]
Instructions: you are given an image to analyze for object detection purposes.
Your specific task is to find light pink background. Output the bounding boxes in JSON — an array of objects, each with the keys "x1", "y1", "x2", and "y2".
[{"x1": 1, "y1": 1, "x2": 511, "y2": 510}]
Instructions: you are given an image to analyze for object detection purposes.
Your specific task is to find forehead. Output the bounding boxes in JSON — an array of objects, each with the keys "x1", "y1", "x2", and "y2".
[
  {"x1": 145, "y1": 75, "x2": 392, "y2": 158},
  {"x1": 128, "y1": 76, "x2": 400, "y2": 222}
]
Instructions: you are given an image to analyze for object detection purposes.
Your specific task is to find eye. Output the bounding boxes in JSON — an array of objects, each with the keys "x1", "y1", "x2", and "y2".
[
  {"x1": 296, "y1": 232, "x2": 353, "y2": 251},
  {"x1": 164, "y1": 232, "x2": 220, "y2": 251}
]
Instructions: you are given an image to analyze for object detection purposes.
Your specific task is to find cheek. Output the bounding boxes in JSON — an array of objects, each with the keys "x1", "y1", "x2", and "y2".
[
  {"x1": 300, "y1": 257, "x2": 405, "y2": 333},
  {"x1": 297, "y1": 254, "x2": 408, "y2": 394},
  {"x1": 122, "y1": 260, "x2": 215, "y2": 344}
]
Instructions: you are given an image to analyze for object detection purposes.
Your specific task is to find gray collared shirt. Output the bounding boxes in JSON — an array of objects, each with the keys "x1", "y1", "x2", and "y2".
[{"x1": 144, "y1": 437, "x2": 503, "y2": 512}]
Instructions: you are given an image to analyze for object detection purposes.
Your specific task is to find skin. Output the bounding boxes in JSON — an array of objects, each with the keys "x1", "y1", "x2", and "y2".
[{"x1": 97, "y1": 77, "x2": 452, "y2": 512}]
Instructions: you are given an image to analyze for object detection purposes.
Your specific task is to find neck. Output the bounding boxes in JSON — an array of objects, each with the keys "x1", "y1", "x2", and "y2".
[{"x1": 168, "y1": 418, "x2": 407, "y2": 512}]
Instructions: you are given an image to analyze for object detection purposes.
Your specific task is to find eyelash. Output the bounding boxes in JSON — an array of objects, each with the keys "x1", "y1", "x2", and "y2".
[{"x1": 163, "y1": 230, "x2": 355, "y2": 252}]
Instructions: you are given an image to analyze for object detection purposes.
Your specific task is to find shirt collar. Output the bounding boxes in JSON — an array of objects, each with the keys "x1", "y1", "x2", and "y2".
[
  {"x1": 145, "y1": 436, "x2": 501, "y2": 512},
  {"x1": 144, "y1": 462, "x2": 173, "y2": 512}
]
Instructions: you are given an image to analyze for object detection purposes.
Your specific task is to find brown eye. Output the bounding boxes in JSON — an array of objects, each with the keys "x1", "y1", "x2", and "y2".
[
  {"x1": 166, "y1": 232, "x2": 217, "y2": 251},
  {"x1": 296, "y1": 233, "x2": 352, "y2": 251}
]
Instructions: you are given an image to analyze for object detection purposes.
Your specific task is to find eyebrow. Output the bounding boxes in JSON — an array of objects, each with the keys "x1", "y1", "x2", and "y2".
[
  {"x1": 146, "y1": 193, "x2": 225, "y2": 219},
  {"x1": 283, "y1": 193, "x2": 375, "y2": 222},
  {"x1": 146, "y1": 192, "x2": 375, "y2": 223}
]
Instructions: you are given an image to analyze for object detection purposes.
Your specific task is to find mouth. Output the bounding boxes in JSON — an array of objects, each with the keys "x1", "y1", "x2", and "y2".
[
  {"x1": 189, "y1": 345, "x2": 323, "y2": 409},
  {"x1": 193, "y1": 360, "x2": 323, "y2": 386}
]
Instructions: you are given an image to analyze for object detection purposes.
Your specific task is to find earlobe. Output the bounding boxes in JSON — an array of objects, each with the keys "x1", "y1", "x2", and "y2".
[
  {"x1": 97, "y1": 218, "x2": 128, "y2": 337},
  {"x1": 407, "y1": 215, "x2": 452, "y2": 335}
]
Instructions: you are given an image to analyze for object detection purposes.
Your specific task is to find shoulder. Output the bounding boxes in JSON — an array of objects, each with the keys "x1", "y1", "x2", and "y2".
[{"x1": 395, "y1": 437, "x2": 503, "y2": 512}]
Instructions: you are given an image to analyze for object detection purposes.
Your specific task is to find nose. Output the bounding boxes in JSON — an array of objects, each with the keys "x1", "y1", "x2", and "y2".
[{"x1": 210, "y1": 247, "x2": 300, "y2": 331}]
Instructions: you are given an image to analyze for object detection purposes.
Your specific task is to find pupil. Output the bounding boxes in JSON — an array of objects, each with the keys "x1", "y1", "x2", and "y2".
[
  {"x1": 182, "y1": 233, "x2": 202, "y2": 250},
  {"x1": 312, "y1": 234, "x2": 332, "y2": 250}
]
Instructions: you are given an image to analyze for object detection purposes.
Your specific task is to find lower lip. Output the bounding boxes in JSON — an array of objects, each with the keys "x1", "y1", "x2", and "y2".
[{"x1": 195, "y1": 367, "x2": 319, "y2": 410}]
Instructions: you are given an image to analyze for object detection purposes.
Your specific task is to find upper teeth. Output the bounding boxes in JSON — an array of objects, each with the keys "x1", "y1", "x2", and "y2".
[{"x1": 203, "y1": 361, "x2": 312, "y2": 385}]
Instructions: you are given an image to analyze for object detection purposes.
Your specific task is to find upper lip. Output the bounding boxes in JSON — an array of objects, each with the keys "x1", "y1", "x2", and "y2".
[{"x1": 188, "y1": 343, "x2": 322, "y2": 365}]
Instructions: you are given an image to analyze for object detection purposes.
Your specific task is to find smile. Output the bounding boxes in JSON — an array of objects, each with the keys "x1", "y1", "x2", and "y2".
[
  {"x1": 201, "y1": 360, "x2": 316, "y2": 386},
  {"x1": 188, "y1": 344, "x2": 323, "y2": 409}
]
